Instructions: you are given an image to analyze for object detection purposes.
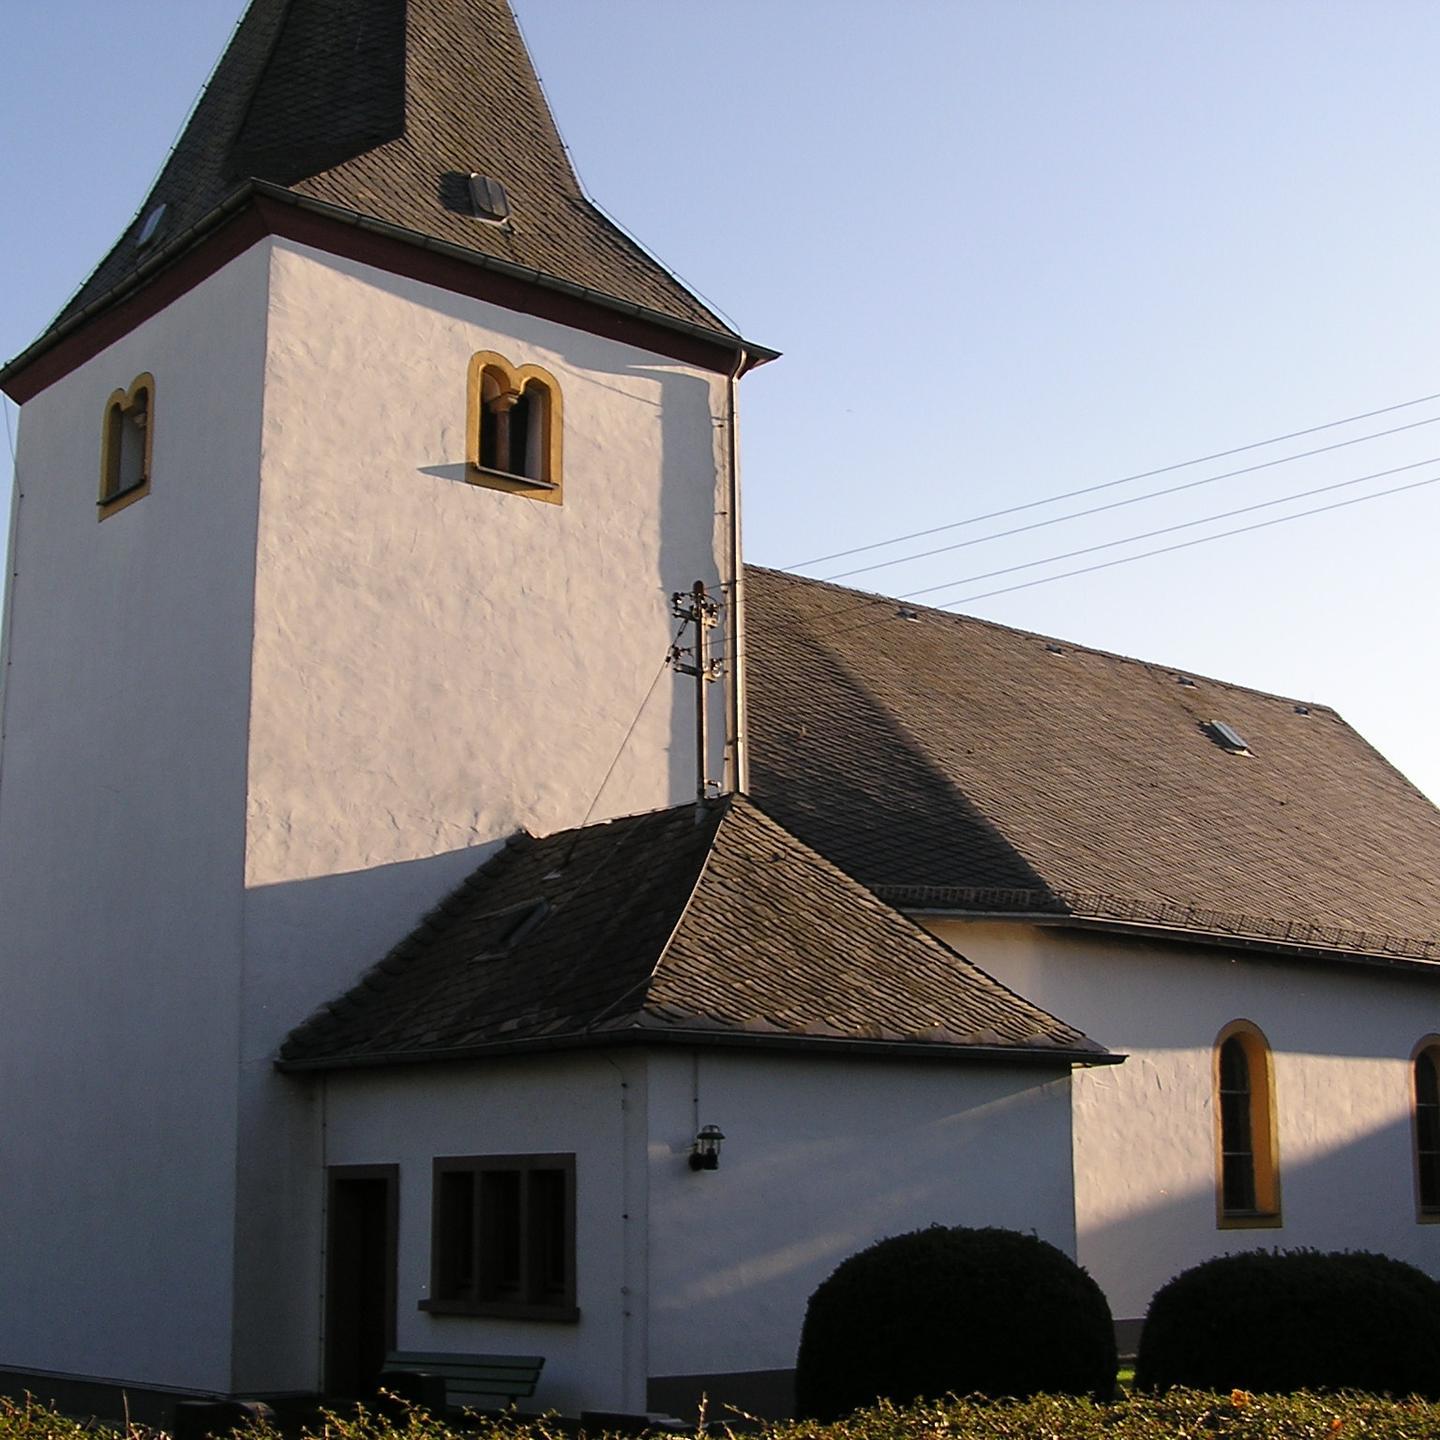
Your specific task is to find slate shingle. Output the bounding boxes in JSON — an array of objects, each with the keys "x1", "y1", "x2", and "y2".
[
  {"x1": 279, "y1": 796, "x2": 1104, "y2": 1069},
  {"x1": 746, "y1": 567, "x2": 1440, "y2": 962},
  {"x1": 50, "y1": 0, "x2": 730, "y2": 339}
]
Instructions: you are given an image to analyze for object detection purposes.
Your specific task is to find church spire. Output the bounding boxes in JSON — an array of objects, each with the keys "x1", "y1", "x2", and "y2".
[{"x1": 52, "y1": 0, "x2": 729, "y2": 338}]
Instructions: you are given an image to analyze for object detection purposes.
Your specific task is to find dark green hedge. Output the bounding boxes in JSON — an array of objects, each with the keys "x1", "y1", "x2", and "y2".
[
  {"x1": 16, "y1": 1389, "x2": 1440, "y2": 1440},
  {"x1": 794, "y1": 1225, "x2": 1116, "y2": 1419},
  {"x1": 1135, "y1": 1249, "x2": 1440, "y2": 1397}
]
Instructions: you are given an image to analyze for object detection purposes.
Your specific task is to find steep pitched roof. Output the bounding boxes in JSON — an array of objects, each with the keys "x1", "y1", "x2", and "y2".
[
  {"x1": 745, "y1": 566, "x2": 1440, "y2": 965},
  {"x1": 279, "y1": 795, "x2": 1107, "y2": 1071},
  {"x1": 52, "y1": 0, "x2": 729, "y2": 337}
]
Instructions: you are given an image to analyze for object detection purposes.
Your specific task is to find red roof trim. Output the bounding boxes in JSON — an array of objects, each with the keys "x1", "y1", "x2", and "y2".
[
  {"x1": 3, "y1": 193, "x2": 755, "y2": 403},
  {"x1": 3, "y1": 208, "x2": 269, "y2": 404}
]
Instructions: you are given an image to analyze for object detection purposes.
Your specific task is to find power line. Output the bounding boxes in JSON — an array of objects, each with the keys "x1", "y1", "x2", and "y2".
[
  {"x1": 786, "y1": 387, "x2": 1440, "y2": 572},
  {"x1": 945, "y1": 472, "x2": 1440, "y2": 608},
  {"x1": 570, "y1": 622, "x2": 687, "y2": 843},
  {"x1": 903, "y1": 454, "x2": 1440, "y2": 602},
  {"x1": 788, "y1": 440, "x2": 1440, "y2": 632},
  {"x1": 817, "y1": 470, "x2": 1440, "y2": 638},
  {"x1": 819, "y1": 414, "x2": 1440, "y2": 585}
]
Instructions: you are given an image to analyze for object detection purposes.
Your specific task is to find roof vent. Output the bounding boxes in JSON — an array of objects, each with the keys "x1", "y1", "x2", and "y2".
[
  {"x1": 1045, "y1": 642, "x2": 1065, "y2": 654},
  {"x1": 136, "y1": 203, "x2": 167, "y2": 249},
  {"x1": 473, "y1": 899, "x2": 548, "y2": 958},
  {"x1": 1177, "y1": 675, "x2": 1196, "y2": 687},
  {"x1": 1294, "y1": 704, "x2": 1311, "y2": 716},
  {"x1": 1204, "y1": 720, "x2": 1251, "y2": 754},
  {"x1": 896, "y1": 607, "x2": 920, "y2": 622},
  {"x1": 467, "y1": 173, "x2": 511, "y2": 223}
]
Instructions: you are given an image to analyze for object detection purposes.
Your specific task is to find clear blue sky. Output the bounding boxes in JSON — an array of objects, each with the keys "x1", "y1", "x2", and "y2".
[{"x1": 5, "y1": 2, "x2": 1440, "y2": 800}]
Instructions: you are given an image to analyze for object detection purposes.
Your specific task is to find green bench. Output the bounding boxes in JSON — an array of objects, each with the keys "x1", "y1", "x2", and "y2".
[{"x1": 380, "y1": 1350, "x2": 545, "y2": 1413}]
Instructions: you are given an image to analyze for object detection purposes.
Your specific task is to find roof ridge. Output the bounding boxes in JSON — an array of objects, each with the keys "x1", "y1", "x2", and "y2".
[
  {"x1": 669, "y1": 795, "x2": 1103, "y2": 1053},
  {"x1": 515, "y1": 801, "x2": 723, "y2": 1034},
  {"x1": 618, "y1": 796, "x2": 732, "y2": 1025},
  {"x1": 747, "y1": 565, "x2": 1337, "y2": 714}
]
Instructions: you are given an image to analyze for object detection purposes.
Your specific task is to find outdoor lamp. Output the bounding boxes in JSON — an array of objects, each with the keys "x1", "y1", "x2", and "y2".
[{"x1": 690, "y1": 1124, "x2": 725, "y2": 1171}]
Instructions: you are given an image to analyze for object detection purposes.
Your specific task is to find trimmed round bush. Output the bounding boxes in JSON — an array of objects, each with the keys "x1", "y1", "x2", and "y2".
[
  {"x1": 794, "y1": 1225, "x2": 1116, "y2": 1419},
  {"x1": 1135, "y1": 1249, "x2": 1440, "y2": 1397}
]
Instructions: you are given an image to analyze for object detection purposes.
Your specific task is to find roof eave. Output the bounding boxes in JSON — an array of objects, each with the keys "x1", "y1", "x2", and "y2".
[
  {"x1": 1, "y1": 182, "x2": 263, "y2": 391},
  {"x1": 275, "y1": 1024, "x2": 1120, "y2": 1075},
  {"x1": 905, "y1": 907, "x2": 1440, "y2": 973},
  {"x1": 1, "y1": 180, "x2": 780, "y2": 394}
]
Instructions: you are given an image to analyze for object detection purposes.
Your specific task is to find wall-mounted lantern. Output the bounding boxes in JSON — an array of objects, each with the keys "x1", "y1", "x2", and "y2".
[{"x1": 689, "y1": 1124, "x2": 725, "y2": 1171}]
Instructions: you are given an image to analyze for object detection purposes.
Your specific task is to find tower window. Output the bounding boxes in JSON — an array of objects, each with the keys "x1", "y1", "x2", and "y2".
[
  {"x1": 99, "y1": 373, "x2": 155, "y2": 520},
  {"x1": 1215, "y1": 1020, "x2": 1281, "y2": 1227},
  {"x1": 465, "y1": 351, "x2": 563, "y2": 505}
]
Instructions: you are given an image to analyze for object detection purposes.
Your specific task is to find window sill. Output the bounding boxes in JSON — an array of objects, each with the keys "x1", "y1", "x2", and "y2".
[
  {"x1": 419, "y1": 1297, "x2": 579, "y2": 1322},
  {"x1": 97, "y1": 478, "x2": 150, "y2": 520},
  {"x1": 466, "y1": 465, "x2": 562, "y2": 506},
  {"x1": 1417, "y1": 1210, "x2": 1440, "y2": 1225},
  {"x1": 1217, "y1": 1211, "x2": 1283, "y2": 1230}
]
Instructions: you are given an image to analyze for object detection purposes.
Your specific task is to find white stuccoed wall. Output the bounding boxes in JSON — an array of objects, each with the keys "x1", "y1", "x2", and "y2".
[
  {"x1": 319, "y1": 1053, "x2": 649, "y2": 1416},
  {"x1": 0, "y1": 231, "x2": 739, "y2": 1397},
  {"x1": 233, "y1": 242, "x2": 736, "y2": 1390},
  {"x1": 927, "y1": 919, "x2": 1440, "y2": 1325},
  {"x1": 0, "y1": 243, "x2": 271, "y2": 1390},
  {"x1": 318, "y1": 1046, "x2": 1076, "y2": 1416},
  {"x1": 643, "y1": 1050, "x2": 1076, "y2": 1384}
]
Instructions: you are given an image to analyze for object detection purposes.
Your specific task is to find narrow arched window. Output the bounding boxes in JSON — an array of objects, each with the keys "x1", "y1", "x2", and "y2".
[
  {"x1": 99, "y1": 373, "x2": 155, "y2": 519},
  {"x1": 1215, "y1": 1021, "x2": 1280, "y2": 1227},
  {"x1": 1414, "y1": 1042, "x2": 1440, "y2": 1219},
  {"x1": 466, "y1": 352, "x2": 562, "y2": 505}
]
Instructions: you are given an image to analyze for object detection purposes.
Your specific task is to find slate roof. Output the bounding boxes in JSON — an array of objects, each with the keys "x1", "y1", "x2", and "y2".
[
  {"x1": 50, "y1": 0, "x2": 731, "y2": 338},
  {"x1": 279, "y1": 795, "x2": 1107, "y2": 1070},
  {"x1": 746, "y1": 567, "x2": 1440, "y2": 964}
]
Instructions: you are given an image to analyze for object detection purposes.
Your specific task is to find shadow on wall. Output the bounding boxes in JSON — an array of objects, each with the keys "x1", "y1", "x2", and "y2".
[
  {"x1": 1078, "y1": 1106, "x2": 1437, "y2": 1326},
  {"x1": 230, "y1": 841, "x2": 501, "y2": 1394},
  {"x1": 580, "y1": 357, "x2": 723, "y2": 813},
  {"x1": 241, "y1": 841, "x2": 501, "y2": 1060}
]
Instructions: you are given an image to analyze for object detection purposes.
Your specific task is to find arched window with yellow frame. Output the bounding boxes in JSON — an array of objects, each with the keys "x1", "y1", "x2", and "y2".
[
  {"x1": 1412, "y1": 1037, "x2": 1440, "y2": 1221},
  {"x1": 99, "y1": 372, "x2": 155, "y2": 519},
  {"x1": 1214, "y1": 1019, "x2": 1281, "y2": 1228},
  {"x1": 465, "y1": 351, "x2": 562, "y2": 505}
]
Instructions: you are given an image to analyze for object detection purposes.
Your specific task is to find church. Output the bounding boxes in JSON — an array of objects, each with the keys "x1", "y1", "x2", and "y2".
[{"x1": 3, "y1": 0, "x2": 1439, "y2": 1426}]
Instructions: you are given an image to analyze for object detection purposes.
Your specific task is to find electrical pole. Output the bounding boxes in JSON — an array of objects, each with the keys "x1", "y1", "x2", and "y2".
[{"x1": 670, "y1": 580, "x2": 723, "y2": 818}]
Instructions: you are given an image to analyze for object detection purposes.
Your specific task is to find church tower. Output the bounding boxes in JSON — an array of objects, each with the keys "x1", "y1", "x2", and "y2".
[{"x1": 0, "y1": 0, "x2": 770, "y2": 1408}]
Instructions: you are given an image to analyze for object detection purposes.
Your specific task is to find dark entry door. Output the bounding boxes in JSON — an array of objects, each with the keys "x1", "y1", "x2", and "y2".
[{"x1": 325, "y1": 1165, "x2": 399, "y2": 1398}]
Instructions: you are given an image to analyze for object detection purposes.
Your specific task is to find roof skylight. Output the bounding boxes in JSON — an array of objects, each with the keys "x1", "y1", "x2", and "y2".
[
  {"x1": 1204, "y1": 720, "x2": 1251, "y2": 754},
  {"x1": 136, "y1": 203, "x2": 167, "y2": 249}
]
